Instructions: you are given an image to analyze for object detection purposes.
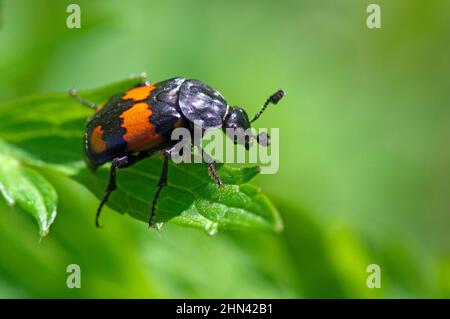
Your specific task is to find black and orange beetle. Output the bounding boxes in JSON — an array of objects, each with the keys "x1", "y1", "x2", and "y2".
[{"x1": 70, "y1": 74, "x2": 285, "y2": 227}]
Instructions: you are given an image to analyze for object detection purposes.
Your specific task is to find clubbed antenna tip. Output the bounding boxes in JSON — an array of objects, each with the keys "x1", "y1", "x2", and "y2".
[
  {"x1": 269, "y1": 89, "x2": 285, "y2": 104},
  {"x1": 251, "y1": 89, "x2": 286, "y2": 123}
]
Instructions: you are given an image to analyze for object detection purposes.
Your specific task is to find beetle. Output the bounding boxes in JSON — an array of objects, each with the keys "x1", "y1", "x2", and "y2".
[{"x1": 70, "y1": 74, "x2": 285, "y2": 227}]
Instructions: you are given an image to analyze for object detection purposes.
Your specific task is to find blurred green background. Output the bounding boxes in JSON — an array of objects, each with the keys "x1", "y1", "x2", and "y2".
[{"x1": 0, "y1": 0, "x2": 449, "y2": 298}]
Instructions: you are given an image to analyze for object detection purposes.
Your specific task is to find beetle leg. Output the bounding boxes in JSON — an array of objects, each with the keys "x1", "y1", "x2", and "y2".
[
  {"x1": 192, "y1": 143, "x2": 224, "y2": 187},
  {"x1": 191, "y1": 130, "x2": 224, "y2": 188},
  {"x1": 195, "y1": 145, "x2": 223, "y2": 188},
  {"x1": 96, "y1": 151, "x2": 151, "y2": 227},
  {"x1": 96, "y1": 156, "x2": 128, "y2": 227},
  {"x1": 206, "y1": 161, "x2": 223, "y2": 188},
  {"x1": 200, "y1": 147, "x2": 223, "y2": 187},
  {"x1": 69, "y1": 89, "x2": 99, "y2": 111},
  {"x1": 149, "y1": 148, "x2": 173, "y2": 227}
]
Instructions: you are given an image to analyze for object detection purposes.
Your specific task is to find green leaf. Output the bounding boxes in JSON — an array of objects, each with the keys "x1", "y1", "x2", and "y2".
[
  {"x1": 0, "y1": 151, "x2": 57, "y2": 237},
  {"x1": 0, "y1": 75, "x2": 283, "y2": 235},
  {"x1": 74, "y1": 159, "x2": 282, "y2": 235}
]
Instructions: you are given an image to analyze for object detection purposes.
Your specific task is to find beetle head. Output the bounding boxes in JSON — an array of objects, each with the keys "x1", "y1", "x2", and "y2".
[
  {"x1": 222, "y1": 89, "x2": 284, "y2": 150},
  {"x1": 222, "y1": 106, "x2": 270, "y2": 150}
]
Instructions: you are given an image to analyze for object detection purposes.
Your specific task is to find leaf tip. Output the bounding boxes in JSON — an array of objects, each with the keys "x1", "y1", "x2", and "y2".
[
  {"x1": 38, "y1": 208, "x2": 57, "y2": 238},
  {"x1": 274, "y1": 220, "x2": 284, "y2": 233},
  {"x1": 205, "y1": 222, "x2": 219, "y2": 236}
]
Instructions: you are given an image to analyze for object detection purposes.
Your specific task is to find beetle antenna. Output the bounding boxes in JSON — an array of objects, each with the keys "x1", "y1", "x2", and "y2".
[
  {"x1": 251, "y1": 89, "x2": 285, "y2": 123},
  {"x1": 69, "y1": 88, "x2": 98, "y2": 111}
]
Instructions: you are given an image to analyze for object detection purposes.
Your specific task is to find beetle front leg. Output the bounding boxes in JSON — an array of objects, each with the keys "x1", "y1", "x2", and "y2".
[
  {"x1": 190, "y1": 130, "x2": 223, "y2": 188},
  {"x1": 206, "y1": 161, "x2": 223, "y2": 188},
  {"x1": 195, "y1": 144, "x2": 223, "y2": 188}
]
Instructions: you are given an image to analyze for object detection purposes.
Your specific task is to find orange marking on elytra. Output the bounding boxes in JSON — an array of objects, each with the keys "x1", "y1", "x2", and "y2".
[
  {"x1": 90, "y1": 125, "x2": 107, "y2": 153},
  {"x1": 122, "y1": 84, "x2": 156, "y2": 101},
  {"x1": 120, "y1": 102, "x2": 162, "y2": 152}
]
